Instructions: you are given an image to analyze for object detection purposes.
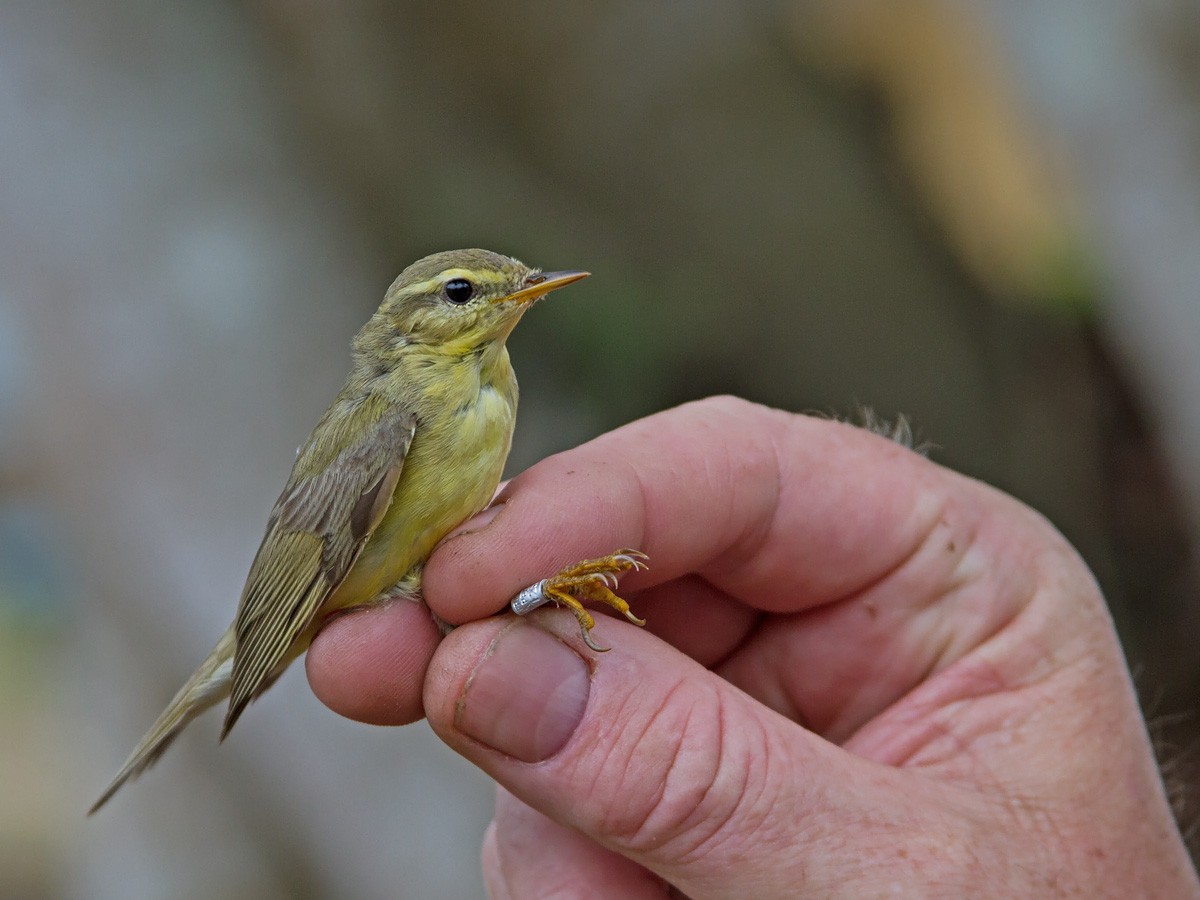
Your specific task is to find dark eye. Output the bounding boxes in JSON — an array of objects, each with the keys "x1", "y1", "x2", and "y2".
[{"x1": 444, "y1": 278, "x2": 474, "y2": 305}]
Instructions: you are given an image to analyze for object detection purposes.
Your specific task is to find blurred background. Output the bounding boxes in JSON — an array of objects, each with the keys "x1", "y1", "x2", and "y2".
[{"x1": 2, "y1": 0, "x2": 1198, "y2": 896}]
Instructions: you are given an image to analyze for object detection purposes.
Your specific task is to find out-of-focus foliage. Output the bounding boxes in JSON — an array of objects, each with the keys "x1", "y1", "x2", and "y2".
[{"x1": 793, "y1": 0, "x2": 1092, "y2": 312}]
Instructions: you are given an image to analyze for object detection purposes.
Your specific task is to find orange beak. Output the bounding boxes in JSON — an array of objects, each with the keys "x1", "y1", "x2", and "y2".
[{"x1": 494, "y1": 270, "x2": 590, "y2": 305}]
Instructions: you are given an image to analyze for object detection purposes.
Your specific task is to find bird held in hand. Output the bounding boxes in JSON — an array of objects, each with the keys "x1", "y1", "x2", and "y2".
[{"x1": 91, "y1": 249, "x2": 646, "y2": 813}]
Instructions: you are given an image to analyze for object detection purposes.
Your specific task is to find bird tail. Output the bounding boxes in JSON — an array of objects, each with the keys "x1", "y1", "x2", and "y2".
[{"x1": 89, "y1": 626, "x2": 236, "y2": 815}]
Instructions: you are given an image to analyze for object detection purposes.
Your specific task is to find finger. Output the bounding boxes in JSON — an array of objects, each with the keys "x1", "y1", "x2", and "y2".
[
  {"x1": 308, "y1": 573, "x2": 755, "y2": 725},
  {"x1": 424, "y1": 612, "x2": 967, "y2": 897},
  {"x1": 714, "y1": 478, "x2": 1083, "y2": 743},
  {"x1": 423, "y1": 396, "x2": 1064, "y2": 745},
  {"x1": 423, "y1": 396, "x2": 945, "y2": 625},
  {"x1": 306, "y1": 597, "x2": 439, "y2": 724},
  {"x1": 483, "y1": 787, "x2": 669, "y2": 900}
]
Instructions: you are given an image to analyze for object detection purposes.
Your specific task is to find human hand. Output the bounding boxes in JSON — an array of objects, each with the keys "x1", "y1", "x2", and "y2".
[{"x1": 308, "y1": 396, "x2": 1198, "y2": 898}]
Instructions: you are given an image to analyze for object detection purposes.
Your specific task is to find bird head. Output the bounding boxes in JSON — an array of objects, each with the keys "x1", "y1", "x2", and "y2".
[{"x1": 369, "y1": 249, "x2": 588, "y2": 354}]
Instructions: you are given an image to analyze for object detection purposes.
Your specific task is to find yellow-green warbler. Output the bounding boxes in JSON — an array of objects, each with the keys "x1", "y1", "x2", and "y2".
[{"x1": 91, "y1": 249, "x2": 646, "y2": 813}]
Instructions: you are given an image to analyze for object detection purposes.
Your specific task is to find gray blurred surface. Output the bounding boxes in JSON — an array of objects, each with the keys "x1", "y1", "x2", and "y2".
[{"x1": 976, "y1": 0, "x2": 1200, "y2": 542}]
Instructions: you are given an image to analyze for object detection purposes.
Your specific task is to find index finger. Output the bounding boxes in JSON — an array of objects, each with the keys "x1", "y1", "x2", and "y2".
[{"x1": 423, "y1": 395, "x2": 945, "y2": 623}]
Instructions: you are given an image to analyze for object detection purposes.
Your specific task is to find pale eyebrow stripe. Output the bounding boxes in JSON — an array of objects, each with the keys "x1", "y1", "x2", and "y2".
[
  {"x1": 401, "y1": 268, "x2": 508, "y2": 297},
  {"x1": 441, "y1": 268, "x2": 507, "y2": 286}
]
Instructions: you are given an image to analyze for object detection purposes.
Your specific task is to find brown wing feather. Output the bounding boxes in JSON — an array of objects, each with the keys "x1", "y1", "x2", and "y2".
[{"x1": 223, "y1": 395, "x2": 415, "y2": 736}]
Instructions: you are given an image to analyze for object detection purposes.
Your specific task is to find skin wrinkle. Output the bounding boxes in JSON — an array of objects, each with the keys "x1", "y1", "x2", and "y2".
[
  {"x1": 902, "y1": 704, "x2": 990, "y2": 776},
  {"x1": 600, "y1": 677, "x2": 702, "y2": 851},
  {"x1": 839, "y1": 489, "x2": 950, "y2": 618},
  {"x1": 659, "y1": 684, "x2": 735, "y2": 866},
  {"x1": 930, "y1": 524, "x2": 1044, "y2": 672},
  {"x1": 996, "y1": 767, "x2": 1070, "y2": 851},
  {"x1": 961, "y1": 590, "x2": 1051, "y2": 687},
  {"x1": 566, "y1": 664, "x2": 665, "y2": 830},
  {"x1": 628, "y1": 684, "x2": 804, "y2": 897},
  {"x1": 934, "y1": 509, "x2": 984, "y2": 600},
  {"x1": 669, "y1": 694, "x2": 777, "y2": 873},
  {"x1": 920, "y1": 592, "x2": 1003, "y2": 690},
  {"x1": 884, "y1": 656, "x2": 1073, "y2": 774},
  {"x1": 611, "y1": 684, "x2": 683, "y2": 840},
  {"x1": 969, "y1": 588, "x2": 1083, "y2": 696},
  {"x1": 995, "y1": 789, "x2": 1074, "y2": 894},
  {"x1": 597, "y1": 682, "x2": 662, "y2": 808},
  {"x1": 902, "y1": 513, "x2": 998, "y2": 691},
  {"x1": 740, "y1": 721, "x2": 791, "y2": 875},
  {"x1": 864, "y1": 678, "x2": 995, "y2": 769}
]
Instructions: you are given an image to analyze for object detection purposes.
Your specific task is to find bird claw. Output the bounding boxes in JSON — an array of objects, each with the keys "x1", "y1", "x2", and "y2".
[{"x1": 508, "y1": 549, "x2": 648, "y2": 651}]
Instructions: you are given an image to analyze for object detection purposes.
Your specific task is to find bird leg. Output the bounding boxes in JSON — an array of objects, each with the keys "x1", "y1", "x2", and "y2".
[{"x1": 510, "y1": 550, "x2": 648, "y2": 651}]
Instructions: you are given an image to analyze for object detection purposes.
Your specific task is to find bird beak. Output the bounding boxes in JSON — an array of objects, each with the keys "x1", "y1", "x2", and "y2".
[{"x1": 495, "y1": 270, "x2": 590, "y2": 305}]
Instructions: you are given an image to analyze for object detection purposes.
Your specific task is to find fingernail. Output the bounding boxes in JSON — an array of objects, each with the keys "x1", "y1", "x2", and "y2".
[
  {"x1": 456, "y1": 624, "x2": 589, "y2": 762},
  {"x1": 447, "y1": 501, "x2": 505, "y2": 540}
]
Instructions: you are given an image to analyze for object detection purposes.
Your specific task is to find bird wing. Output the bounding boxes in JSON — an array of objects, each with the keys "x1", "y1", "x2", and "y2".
[{"x1": 223, "y1": 394, "x2": 416, "y2": 736}]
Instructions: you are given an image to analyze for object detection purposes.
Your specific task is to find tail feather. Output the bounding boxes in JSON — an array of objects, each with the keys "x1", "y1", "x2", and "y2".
[{"x1": 89, "y1": 627, "x2": 235, "y2": 815}]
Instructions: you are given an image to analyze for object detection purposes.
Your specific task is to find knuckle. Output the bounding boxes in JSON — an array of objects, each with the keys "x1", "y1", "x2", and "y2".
[{"x1": 686, "y1": 394, "x2": 763, "y2": 420}]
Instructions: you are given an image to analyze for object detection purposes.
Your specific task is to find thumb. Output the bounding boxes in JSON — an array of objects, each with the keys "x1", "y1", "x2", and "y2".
[{"x1": 423, "y1": 611, "x2": 963, "y2": 898}]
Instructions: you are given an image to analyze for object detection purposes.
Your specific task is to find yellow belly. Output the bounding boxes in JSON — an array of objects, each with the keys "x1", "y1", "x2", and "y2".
[{"x1": 327, "y1": 381, "x2": 515, "y2": 608}]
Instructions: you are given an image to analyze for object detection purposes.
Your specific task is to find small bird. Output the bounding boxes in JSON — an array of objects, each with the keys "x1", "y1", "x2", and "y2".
[{"x1": 91, "y1": 249, "x2": 646, "y2": 813}]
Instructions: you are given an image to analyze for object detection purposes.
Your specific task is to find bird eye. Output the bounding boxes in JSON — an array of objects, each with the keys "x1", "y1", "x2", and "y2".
[{"x1": 444, "y1": 278, "x2": 474, "y2": 305}]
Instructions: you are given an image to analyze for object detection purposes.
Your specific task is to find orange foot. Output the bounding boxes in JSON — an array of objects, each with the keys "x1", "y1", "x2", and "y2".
[{"x1": 510, "y1": 550, "x2": 648, "y2": 651}]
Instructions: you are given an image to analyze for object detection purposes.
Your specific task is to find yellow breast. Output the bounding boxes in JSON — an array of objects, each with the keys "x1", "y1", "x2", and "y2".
[{"x1": 327, "y1": 348, "x2": 518, "y2": 608}]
